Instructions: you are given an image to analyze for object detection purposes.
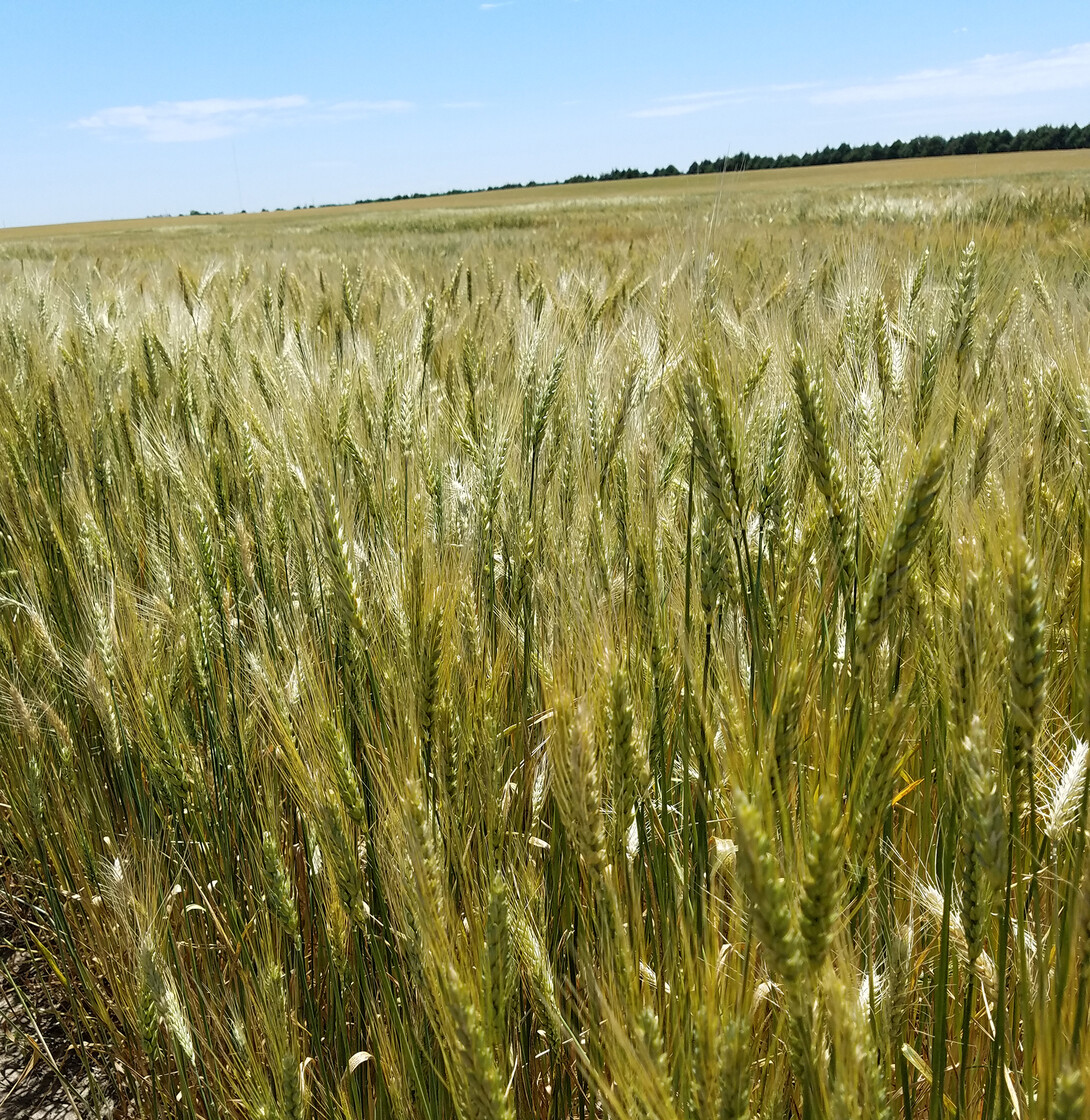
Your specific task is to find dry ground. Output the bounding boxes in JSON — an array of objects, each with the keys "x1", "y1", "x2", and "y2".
[{"x1": 1, "y1": 939, "x2": 105, "y2": 1119}]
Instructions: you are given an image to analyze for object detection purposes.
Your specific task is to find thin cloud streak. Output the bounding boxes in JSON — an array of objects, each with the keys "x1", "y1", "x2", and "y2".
[
  {"x1": 631, "y1": 84, "x2": 815, "y2": 118},
  {"x1": 813, "y1": 42, "x2": 1090, "y2": 105},
  {"x1": 632, "y1": 42, "x2": 1090, "y2": 121},
  {"x1": 76, "y1": 95, "x2": 410, "y2": 142}
]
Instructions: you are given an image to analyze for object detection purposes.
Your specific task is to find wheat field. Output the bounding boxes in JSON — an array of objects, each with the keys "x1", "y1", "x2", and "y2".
[{"x1": 2, "y1": 165, "x2": 1090, "y2": 1119}]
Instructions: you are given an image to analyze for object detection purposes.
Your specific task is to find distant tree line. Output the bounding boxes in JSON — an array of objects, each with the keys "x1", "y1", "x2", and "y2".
[
  {"x1": 255, "y1": 120, "x2": 1090, "y2": 216},
  {"x1": 564, "y1": 165, "x2": 682, "y2": 184},
  {"x1": 565, "y1": 122, "x2": 1090, "y2": 184}
]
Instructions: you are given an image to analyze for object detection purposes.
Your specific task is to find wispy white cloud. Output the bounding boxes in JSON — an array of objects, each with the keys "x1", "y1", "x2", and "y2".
[
  {"x1": 632, "y1": 42, "x2": 1090, "y2": 121},
  {"x1": 631, "y1": 84, "x2": 813, "y2": 119},
  {"x1": 76, "y1": 96, "x2": 309, "y2": 142},
  {"x1": 813, "y1": 42, "x2": 1090, "y2": 105},
  {"x1": 480, "y1": 2, "x2": 513, "y2": 9},
  {"x1": 75, "y1": 95, "x2": 411, "y2": 142}
]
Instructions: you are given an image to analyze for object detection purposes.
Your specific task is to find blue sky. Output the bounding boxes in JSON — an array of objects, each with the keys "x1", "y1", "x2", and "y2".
[{"x1": 1, "y1": 1, "x2": 1089, "y2": 227}]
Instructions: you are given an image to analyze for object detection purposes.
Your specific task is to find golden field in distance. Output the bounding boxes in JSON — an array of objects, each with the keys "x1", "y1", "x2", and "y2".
[{"x1": 4, "y1": 146, "x2": 1090, "y2": 245}]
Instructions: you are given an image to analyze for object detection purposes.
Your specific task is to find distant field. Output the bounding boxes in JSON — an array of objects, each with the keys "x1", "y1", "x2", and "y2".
[{"x1": 4, "y1": 147, "x2": 1090, "y2": 244}]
